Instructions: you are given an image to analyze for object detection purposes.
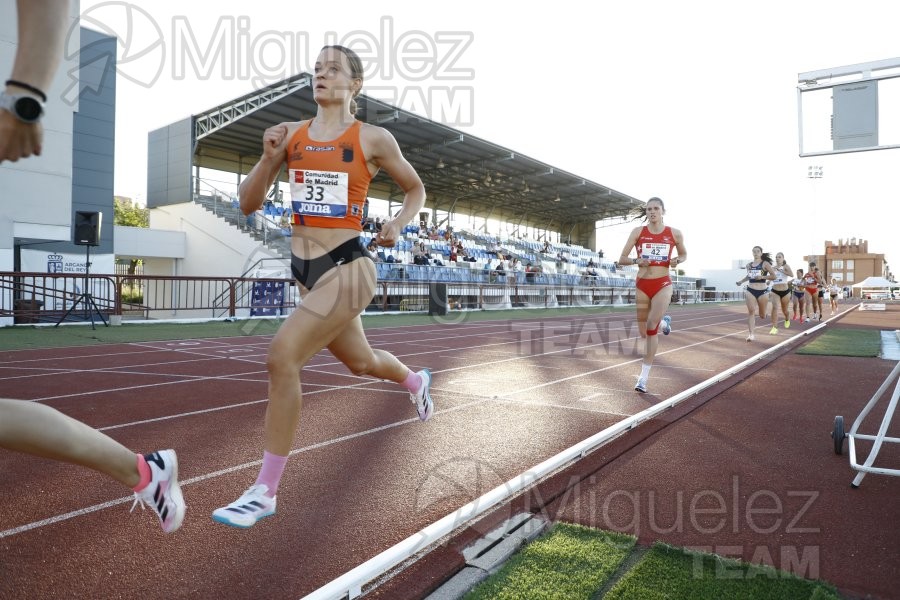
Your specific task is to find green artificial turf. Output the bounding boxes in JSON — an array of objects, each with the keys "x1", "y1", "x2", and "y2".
[
  {"x1": 463, "y1": 526, "x2": 842, "y2": 600},
  {"x1": 796, "y1": 328, "x2": 881, "y2": 357},
  {"x1": 604, "y1": 543, "x2": 841, "y2": 600},
  {"x1": 465, "y1": 523, "x2": 636, "y2": 600},
  {"x1": 0, "y1": 304, "x2": 640, "y2": 351}
]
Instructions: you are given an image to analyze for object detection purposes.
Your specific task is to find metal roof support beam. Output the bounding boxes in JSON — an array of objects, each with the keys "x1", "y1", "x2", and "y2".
[
  {"x1": 195, "y1": 76, "x2": 311, "y2": 140},
  {"x1": 375, "y1": 110, "x2": 400, "y2": 124}
]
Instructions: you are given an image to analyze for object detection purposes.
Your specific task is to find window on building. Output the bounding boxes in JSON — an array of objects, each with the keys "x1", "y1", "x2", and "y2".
[
  {"x1": 832, "y1": 259, "x2": 843, "y2": 270},
  {"x1": 846, "y1": 260, "x2": 854, "y2": 269},
  {"x1": 832, "y1": 273, "x2": 843, "y2": 281}
]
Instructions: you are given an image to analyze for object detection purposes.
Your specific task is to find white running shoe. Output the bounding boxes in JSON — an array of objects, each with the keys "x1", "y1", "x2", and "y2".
[
  {"x1": 410, "y1": 368, "x2": 434, "y2": 422},
  {"x1": 131, "y1": 450, "x2": 186, "y2": 534},
  {"x1": 746, "y1": 333, "x2": 755, "y2": 342},
  {"x1": 212, "y1": 484, "x2": 277, "y2": 528},
  {"x1": 634, "y1": 377, "x2": 648, "y2": 393},
  {"x1": 661, "y1": 315, "x2": 672, "y2": 335}
]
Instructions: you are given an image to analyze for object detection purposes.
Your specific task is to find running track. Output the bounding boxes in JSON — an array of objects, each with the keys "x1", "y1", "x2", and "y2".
[{"x1": 0, "y1": 304, "x2": 855, "y2": 598}]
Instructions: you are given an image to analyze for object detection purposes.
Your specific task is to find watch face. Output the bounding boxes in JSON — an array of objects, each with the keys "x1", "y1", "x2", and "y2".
[{"x1": 14, "y1": 96, "x2": 43, "y2": 121}]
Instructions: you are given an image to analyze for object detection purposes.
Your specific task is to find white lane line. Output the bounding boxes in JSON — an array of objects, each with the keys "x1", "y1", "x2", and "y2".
[
  {"x1": 0, "y1": 398, "x2": 483, "y2": 540},
  {"x1": 0, "y1": 312, "x2": 760, "y2": 538}
]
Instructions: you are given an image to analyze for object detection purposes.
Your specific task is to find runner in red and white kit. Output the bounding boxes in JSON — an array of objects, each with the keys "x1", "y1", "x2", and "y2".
[
  {"x1": 618, "y1": 198, "x2": 687, "y2": 393},
  {"x1": 802, "y1": 262, "x2": 823, "y2": 321}
]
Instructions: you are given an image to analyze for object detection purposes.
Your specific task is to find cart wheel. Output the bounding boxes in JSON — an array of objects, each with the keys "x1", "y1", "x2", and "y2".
[{"x1": 832, "y1": 415, "x2": 845, "y2": 455}]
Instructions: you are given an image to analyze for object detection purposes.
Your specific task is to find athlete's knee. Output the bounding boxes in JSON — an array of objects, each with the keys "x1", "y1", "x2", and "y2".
[
  {"x1": 266, "y1": 349, "x2": 303, "y2": 379},
  {"x1": 646, "y1": 324, "x2": 659, "y2": 336},
  {"x1": 343, "y1": 353, "x2": 377, "y2": 376}
]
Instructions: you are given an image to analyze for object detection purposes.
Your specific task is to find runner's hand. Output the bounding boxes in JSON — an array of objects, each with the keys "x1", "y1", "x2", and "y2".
[
  {"x1": 261, "y1": 124, "x2": 288, "y2": 160},
  {"x1": 375, "y1": 220, "x2": 400, "y2": 247}
]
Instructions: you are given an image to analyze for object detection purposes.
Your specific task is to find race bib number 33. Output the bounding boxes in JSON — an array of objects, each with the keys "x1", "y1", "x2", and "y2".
[{"x1": 290, "y1": 169, "x2": 349, "y2": 218}]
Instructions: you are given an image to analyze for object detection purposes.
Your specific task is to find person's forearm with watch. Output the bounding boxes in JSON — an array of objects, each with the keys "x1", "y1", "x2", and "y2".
[{"x1": 1, "y1": 0, "x2": 71, "y2": 162}]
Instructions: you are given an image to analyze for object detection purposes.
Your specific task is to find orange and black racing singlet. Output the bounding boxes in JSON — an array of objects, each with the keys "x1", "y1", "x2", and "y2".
[{"x1": 285, "y1": 120, "x2": 371, "y2": 230}]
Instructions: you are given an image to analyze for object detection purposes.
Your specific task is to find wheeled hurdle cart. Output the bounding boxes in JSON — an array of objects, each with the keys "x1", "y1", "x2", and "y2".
[{"x1": 832, "y1": 359, "x2": 900, "y2": 488}]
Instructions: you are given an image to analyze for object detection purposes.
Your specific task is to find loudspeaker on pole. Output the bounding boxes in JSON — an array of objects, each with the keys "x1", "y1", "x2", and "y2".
[{"x1": 74, "y1": 211, "x2": 102, "y2": 246}]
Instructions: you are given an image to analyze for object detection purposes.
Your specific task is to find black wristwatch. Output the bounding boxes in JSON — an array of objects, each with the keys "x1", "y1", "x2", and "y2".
[{"x1": 0, "y1": 92, "x2": 44, "y2": 123}]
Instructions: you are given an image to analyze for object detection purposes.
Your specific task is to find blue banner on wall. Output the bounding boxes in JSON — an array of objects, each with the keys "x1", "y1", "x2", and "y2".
[{"x1": 250, "y1": 281, "x2": 285, "y2": 316}]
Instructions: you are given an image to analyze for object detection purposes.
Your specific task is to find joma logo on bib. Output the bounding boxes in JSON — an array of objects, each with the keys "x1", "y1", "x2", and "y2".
[{"x1": 300, "y1": 203, "x2": 332, "y2": 214}]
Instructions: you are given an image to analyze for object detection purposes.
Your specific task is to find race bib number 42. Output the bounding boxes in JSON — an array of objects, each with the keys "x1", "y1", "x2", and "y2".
[
  {"x1": 290, "y1": 169, "x2": 349, "y2": 218},
  {"x1": 640, "y1": 242, "x2": 670, "y2": 261}
]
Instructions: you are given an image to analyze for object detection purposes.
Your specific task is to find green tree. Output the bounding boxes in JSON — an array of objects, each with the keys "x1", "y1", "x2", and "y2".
[
  {"x1": 113, "y1": 196, "x2": 149, "y2": 228},
  {"x1": 113, "y1": 196, "x2": 148, "y2": 276}
]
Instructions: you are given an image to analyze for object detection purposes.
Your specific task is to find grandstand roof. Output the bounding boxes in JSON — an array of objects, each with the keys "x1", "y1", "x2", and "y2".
[{"x1": 191, "y1": 73, "x2": 644, "y2": 235}]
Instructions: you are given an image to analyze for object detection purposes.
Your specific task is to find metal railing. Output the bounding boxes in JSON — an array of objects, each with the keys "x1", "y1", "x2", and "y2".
[
  {"x1": 0, "y1": 272, "x2": 296, "y2": 324},
  {"x1": 1, "y1": 269, "x2": 744, "y2": 325}
]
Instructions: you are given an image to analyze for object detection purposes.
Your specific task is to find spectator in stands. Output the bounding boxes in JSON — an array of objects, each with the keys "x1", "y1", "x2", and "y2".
[
  {"x1": 449, "y1": 244, "x2": 458, "y2": 263},
  {"x1": 583, "y1": 259, "x2": 599, "y2": 283},
  {"x1": 555, "y1": 251, "x2": 565, "y2": 272},
  {"x1": 366, "y1": 239, "x2": 382, "y2": 261},
  {"x1": 413, "y1": 240, "x2": 431, "y2": 265},
  {"x1": 525, "y1": 262, "x2": 537, "y2": 282},
  {"x1": 541, "y1": 240, "x2": 552, "y2": 254},
  {"x1": 459, "y1": 244, "x2": 475, "y2": 262},
  {"x1": 493, "y1": 258, "x2": 507, "y2": 281},
  {"x1": 618, "y1": 197, "x2": 687, "y2": 394},
  {"x1": 214, "y1": 45, "x2": 434, "y2": 528},
  {"x1": 374, "y1": 216, "x2": 383, "y2": 232}
]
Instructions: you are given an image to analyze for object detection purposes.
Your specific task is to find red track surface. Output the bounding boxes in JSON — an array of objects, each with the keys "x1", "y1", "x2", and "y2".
[{"x1": 1, "y1": 303, "x2": 897, "y2": 599}]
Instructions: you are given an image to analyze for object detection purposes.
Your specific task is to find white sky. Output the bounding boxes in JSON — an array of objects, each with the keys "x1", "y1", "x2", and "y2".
[{"x1": 78, "y1": 0, "x2": 900, "y2": 276}]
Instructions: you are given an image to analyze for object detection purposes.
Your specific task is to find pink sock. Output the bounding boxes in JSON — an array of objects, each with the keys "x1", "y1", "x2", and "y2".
[
  {"x1": 402, "y1": 370, "x2": 422, "y2": 394},
  {"x1": 133, "y1": 454, "x2": 152, "y2": 492},
  {"x1": 254, "y1": 451, "x2": 288, "y2": 497}
]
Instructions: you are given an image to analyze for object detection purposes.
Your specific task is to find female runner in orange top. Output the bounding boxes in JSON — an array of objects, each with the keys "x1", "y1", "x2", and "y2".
[
  {"x1": 618, "y1": 198, "x2": 687, "y2": 393},
  {"x1": 213, "y1": 45, "x2": 434, "y2": 528}
]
